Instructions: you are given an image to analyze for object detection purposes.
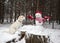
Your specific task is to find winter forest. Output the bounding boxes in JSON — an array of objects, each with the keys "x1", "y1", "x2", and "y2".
[{"x1": 0, "y1": 0, "x2": 60, "y2": 43}]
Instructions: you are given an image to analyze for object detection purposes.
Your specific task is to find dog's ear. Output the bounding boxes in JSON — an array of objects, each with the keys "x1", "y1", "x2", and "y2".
[
  {"x1": 18, "y1": 15, "x2": 25, "y2": 20},
  {"x1": 18, "y1": 16, "x2": 23, "y2": 19},
  {"x1": 18, "y1": 16, "x2": 20, "y2": 19}
]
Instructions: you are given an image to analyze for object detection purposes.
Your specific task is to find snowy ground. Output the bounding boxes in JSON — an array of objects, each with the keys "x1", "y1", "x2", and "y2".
[
  {"x1": 0, "y1": 23, "x2": 60, "y2": 43},
  {"x1": 0, "y1": 24, "x2": 26, "y2": 43},
  {"x1": 43, "y1": 22, "x2": 60, "y2": 29}
]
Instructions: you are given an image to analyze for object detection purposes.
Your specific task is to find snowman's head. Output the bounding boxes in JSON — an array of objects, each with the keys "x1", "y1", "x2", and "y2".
[
  {"x1": 35, "y1": 13, "x2": 42, "y2": 18},
  {"x1": 35, "y1": 10, "x2": 42, "y2": 18}
]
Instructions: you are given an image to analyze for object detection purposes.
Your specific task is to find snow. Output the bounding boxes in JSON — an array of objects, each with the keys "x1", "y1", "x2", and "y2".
[
  {"x1": 0, "y1": 23, "x2": 60, "y2": 43},
  {"x1": 0, "y1": 24, "x2": 25, "y2": 43},
  {"x1": 19, "y1": 25, "x2": 46, "y2": 35},
  {"x1": 19, "y1": 25, "x2": 60, "y2": 43},
  {"x1": 43, "y1": 22, "x2": 60, "y2": 29}
]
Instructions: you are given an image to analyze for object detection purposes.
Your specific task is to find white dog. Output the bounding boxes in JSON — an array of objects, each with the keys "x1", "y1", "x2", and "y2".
[
  {"x1": 9, "y1": 15, "x2": 25, "y2": 34},
  {"x1": 3, "y1": 15, "x2": 25, "y2": 34}
]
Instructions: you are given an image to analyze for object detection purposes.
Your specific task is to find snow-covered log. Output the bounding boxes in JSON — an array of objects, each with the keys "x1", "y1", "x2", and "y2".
[{"x1": 0, "y1": 24, "x2": 60, "y2": 43}]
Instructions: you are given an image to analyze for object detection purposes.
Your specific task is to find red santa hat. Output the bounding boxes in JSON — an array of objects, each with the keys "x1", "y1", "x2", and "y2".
[{"x1": 35, "y1": 10, "x2": 42, "y2": 14}]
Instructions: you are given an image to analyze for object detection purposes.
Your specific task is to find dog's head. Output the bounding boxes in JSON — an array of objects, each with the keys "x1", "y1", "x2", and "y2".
[{"x1": 18, "y1": 15, "x2": 25, "y2": 22}]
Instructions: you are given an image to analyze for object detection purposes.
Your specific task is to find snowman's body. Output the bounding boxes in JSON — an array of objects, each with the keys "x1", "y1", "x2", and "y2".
[{"x1": 35, "y1": 17, "x2": 44, "y2": 26}]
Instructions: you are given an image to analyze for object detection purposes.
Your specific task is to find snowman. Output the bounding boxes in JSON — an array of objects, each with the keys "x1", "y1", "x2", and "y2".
[
  {"x1": 27, "y1": 10, "x2": 45, "y2": 26},
  {"x1": 35, "y1": 10, "x2": 44, "y2": 26}
]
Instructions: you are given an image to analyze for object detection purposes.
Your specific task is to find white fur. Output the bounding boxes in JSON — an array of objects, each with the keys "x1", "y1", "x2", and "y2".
[
  {"x1": 4, "y1": 15, "x2": 25, "y2": 34},
  {"x1": 9, "y1": 21, "x2": 22, "y2": 34},
  {"x1": 9, "y1": 15, "x2": 25, "y2": 34}
]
